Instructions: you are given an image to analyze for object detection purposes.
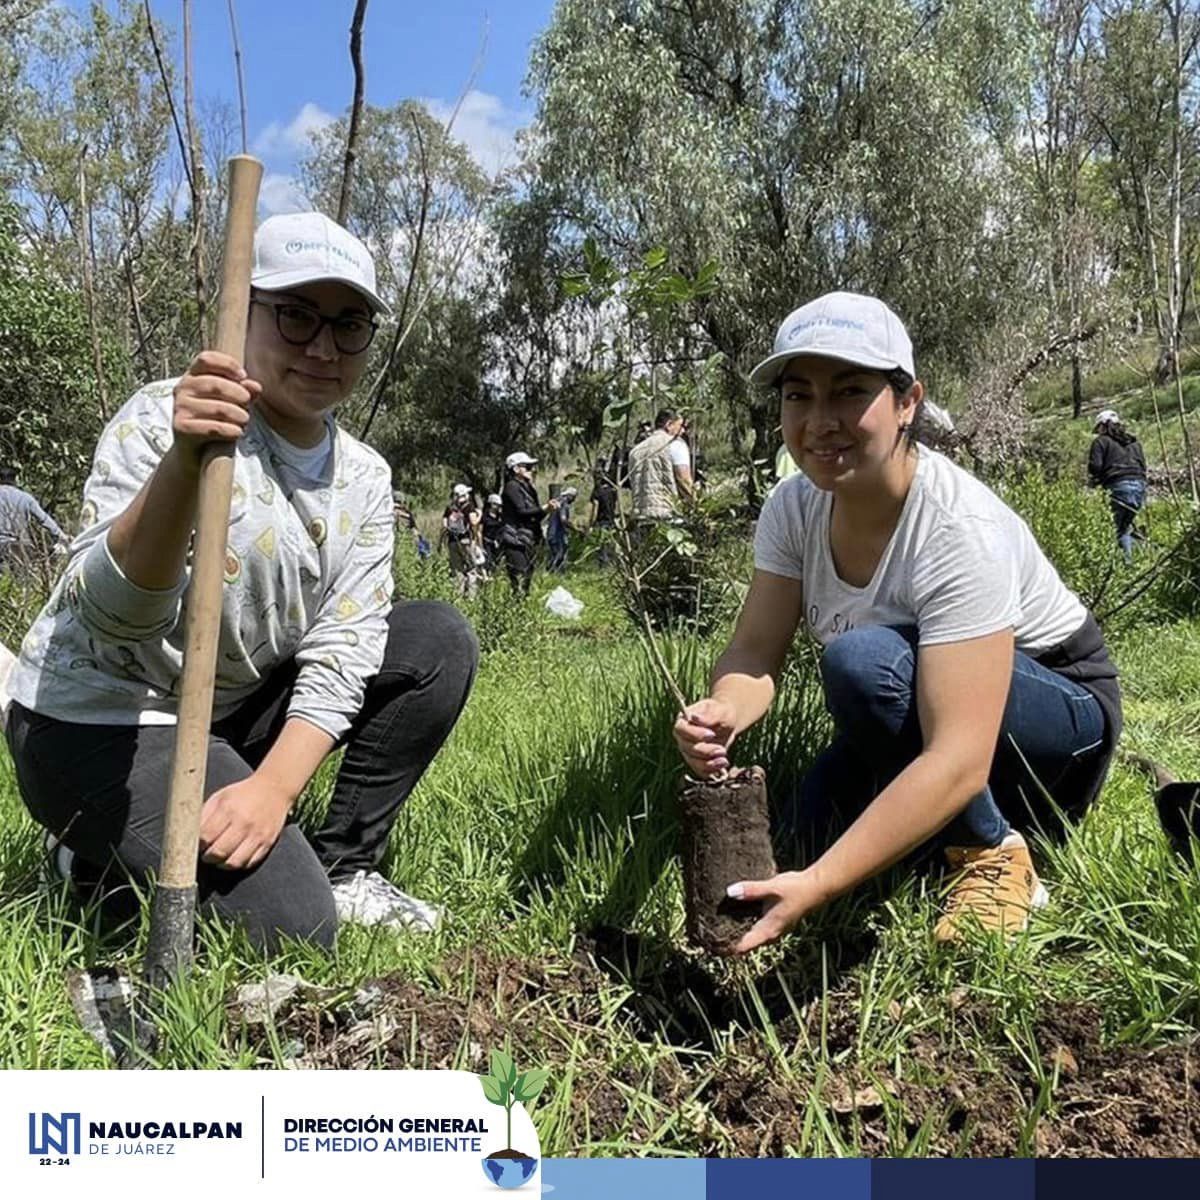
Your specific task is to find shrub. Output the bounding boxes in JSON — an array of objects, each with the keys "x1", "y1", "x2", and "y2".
[
  {"x1": 613, "y1": 484, "x2": 752, "y2": 636},
  {"x1": 996, "y1": 469, "x2": 1135, "y2": 616}
]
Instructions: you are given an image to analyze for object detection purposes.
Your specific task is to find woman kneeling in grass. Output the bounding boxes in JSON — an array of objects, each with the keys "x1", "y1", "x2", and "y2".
[
  {"x1": 673, "y1": 292, "x2": 1121, "y2": 953},
  {"x1": 5, "y1": 213, "x2": 478, "y2": 951}
]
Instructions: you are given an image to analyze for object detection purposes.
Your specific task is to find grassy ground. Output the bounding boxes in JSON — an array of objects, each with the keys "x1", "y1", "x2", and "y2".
[
  {"x1": 3, "y1": 378, "x2": 1200, "y2": 1155},
  {"x1": 1, "y1": 528, "x2": 1198, "y2": 1153}
]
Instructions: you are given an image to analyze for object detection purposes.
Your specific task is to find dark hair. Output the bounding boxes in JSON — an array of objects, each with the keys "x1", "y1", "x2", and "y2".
[
  {"x1": 0, "y1": 465, "x2": 16, "y2": 484},
  {"x1": 886, "y1": 367, "x2": 914, "y2": 396},
  {"x1": 654, "y1": 408, "x2": 679, "y2": 429},
  {"x1": 1099, "y1": 421, "x2": 1136, "y2": 447},
  {"x1": 886, "y1": 367, "x2": 923, "y2": 446}
]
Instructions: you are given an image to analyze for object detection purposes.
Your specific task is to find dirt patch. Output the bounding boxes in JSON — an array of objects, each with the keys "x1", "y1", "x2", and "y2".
[
  {"x1": 260, "y1": 955, "x2": 1198, "y2": 1157},
  {"x1": 276, "y1": 950, "x2": 607, "y2": 1071},
  {"x1": 698, "y1": 993, "x2": 1199, "y2": 1157}
]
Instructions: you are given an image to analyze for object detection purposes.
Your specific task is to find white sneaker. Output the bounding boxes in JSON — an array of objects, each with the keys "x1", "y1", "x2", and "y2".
[
  {"x1": 39, "y1": 830, "x2": 74, "y2": 888},
  {"x1": 330, "y1": 870, "x2": 443, "y2": 933}
]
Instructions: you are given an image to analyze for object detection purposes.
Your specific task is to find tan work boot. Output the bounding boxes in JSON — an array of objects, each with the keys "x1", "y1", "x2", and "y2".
[{"x1": 934, "y1": 831, "x2": 1049, "y2": 943}]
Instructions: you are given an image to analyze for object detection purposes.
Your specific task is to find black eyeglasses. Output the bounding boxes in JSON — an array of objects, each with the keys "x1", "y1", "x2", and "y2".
[{"x1": 251, "y1": 298, "x2": 378, "y2": 355}]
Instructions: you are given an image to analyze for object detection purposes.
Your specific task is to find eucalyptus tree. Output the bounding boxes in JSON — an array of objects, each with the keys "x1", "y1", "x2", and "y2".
[
  {"x1": 523, "y1": 0, "x2": 1039, "y2": 461},
  {"x1": 1091, "y1": 0, "x2": 1200, "y2": 380},
  {"x1": 1021, "y1": 0, "x2": 1122, "y2": 417},
  {"x1": 5, "y1": 0, "x2": 175, "y2": 405}
]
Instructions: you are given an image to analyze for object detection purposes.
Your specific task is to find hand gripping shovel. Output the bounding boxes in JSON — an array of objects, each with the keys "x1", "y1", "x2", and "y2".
[{"x1": 67, "y1": 155, "x2": 263, "y2": 1065}]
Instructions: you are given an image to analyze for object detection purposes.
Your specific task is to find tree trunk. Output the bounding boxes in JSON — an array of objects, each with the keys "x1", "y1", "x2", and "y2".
[
  {"x1": 1164, "y1": 0, "x2": 1197, "y2": 501},
  {"x1": 336, "y1": 0, "x2": 369, "y2": 225},
  {"x1": 76, "y1": 147, "x2": 110, "y2": 422}
]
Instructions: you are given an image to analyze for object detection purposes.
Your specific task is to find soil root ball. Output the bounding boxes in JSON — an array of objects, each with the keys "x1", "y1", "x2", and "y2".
[{"x1": 680, "y1": 766, "x2": 777, "y2": 954}]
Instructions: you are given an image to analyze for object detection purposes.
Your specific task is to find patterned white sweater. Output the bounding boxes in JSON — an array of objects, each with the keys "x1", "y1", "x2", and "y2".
[{"x1": 9, "y1": 380, "x2": 395, "y2": 740}]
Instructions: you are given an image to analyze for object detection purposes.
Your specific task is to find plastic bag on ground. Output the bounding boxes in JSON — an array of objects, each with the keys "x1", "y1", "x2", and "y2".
[{"x1": 544, "y1": 585, "x2": 584, "y2": 620}]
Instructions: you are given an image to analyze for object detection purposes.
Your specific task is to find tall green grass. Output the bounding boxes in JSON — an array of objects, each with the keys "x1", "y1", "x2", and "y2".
[{"x1": 1, "y1": 503, "x2": 1198, "y2": 1155}]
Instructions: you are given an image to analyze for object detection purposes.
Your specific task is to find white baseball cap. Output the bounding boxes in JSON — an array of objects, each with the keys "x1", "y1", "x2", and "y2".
[
  {"x1": 505, "y1": 451, "x2": 537, "y2": 469},
  {"x1": 750, "y1": 292, "x2": 914, "y2": 387},
  {"x1": 252, "y1": 212, "x2": 391, "y2": 316},
  {"x1": 451, "y1": 483, "x2": 471, "y2": 497},
  {"x1": 486, "y1": 493, "x2": 502, "y2": 506},
  {"x1": 1095, "y1": 409, "x2": 1120, "y2": 428}
]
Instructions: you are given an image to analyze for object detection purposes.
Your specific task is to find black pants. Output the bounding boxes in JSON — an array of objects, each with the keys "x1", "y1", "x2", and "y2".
[
  {"x1": 6, "y1": 600, "x2": 478, "y2": 951},
  {"x1": 502, "y1": 541, "x2": 537, "y2": 596}
]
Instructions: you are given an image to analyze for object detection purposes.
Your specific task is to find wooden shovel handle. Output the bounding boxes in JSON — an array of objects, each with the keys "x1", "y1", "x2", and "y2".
[{"x1": 159, "y1": 155, "x2": 263, "y2": 889}]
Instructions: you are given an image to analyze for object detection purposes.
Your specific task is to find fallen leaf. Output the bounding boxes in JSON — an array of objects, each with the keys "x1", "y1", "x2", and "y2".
[
  {"x1": 831, "y1": 1084, "x2": 886, "y2": 1114},
  {"x1": 1050, "y1": 1045, "x2": 1078, "y2": 1076}
]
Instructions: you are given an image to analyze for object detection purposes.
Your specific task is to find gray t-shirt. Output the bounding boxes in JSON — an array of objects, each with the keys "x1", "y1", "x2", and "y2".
[
  {"x1": 754, "y1": 446, "x2": 1087, "y2": 654},
  {"x1": 0, "y1": 484, "x2": 64, "y2": 550},
  {"x1": 10, "y1": 379, "x2": 395, "y2": 740}
]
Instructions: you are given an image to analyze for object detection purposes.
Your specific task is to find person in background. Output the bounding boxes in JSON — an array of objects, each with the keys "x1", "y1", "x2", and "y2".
[
  {"x1": 546, "y1": 485, "x2": 578, "y2": 572},
  {"x1": 500, "y1": 452, "x2": 557, "y2": 597},
  {"x1": 5, "y1": 211, "x2": 479, "y2": 950},
  {"x1": 392, "y1": 489, "x2": 425, "y2": 558},
  {"x1": 481, "y1": 493, "x2": 504, "y2": 574},
  {"x1": 628, "y1": 408, "x2": 694, "y2": 523},
  {"x1": 588, "y1": 461, "x2": 619, "y2": 566},
  {"x1": 442, "y1": 482, "x2": 483, "y2": 597},
  {"x1": 0, "y1": 464, "x2": 66, "y2": 571},
  {"x1": 774, "y1": 441, "x2": 802, "y2": 486},
  {"x1": 1088, "y1": 409, "x2": 1148, "y2": 560},
  {"x1": 674, "y1": 291, "x2": 1121, "y2": 954},
  {"x1": 589, "y1": 460, "x2": 619, "y2": 529}
]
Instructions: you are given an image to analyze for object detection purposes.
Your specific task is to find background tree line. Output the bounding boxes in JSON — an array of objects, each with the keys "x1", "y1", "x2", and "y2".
[{"x1": 2, "y1": 0, "x2": 1198, "y2": 513}]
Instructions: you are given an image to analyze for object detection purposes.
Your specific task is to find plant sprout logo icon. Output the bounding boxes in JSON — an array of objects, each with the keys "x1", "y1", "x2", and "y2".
[{"x1": 479, "y1": 1049, "x2": 549, "y2": 1190}]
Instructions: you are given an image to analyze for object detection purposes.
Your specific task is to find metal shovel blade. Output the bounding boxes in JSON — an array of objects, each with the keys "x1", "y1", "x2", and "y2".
[{"x1": 66, "y1": 966, "x2": 159, "y2": 1069}]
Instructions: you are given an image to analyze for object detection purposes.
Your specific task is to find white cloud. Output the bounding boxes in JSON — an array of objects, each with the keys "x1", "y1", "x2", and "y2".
[
  {"x1": 259, "y1": 173, "x2": 309, "y2": 216},
  {"x1": 422, "y1": 89, "x2": 526, "y2": 177},
  {"x1": 253, "y1": 102, "x2": 336, "y2": 160}
]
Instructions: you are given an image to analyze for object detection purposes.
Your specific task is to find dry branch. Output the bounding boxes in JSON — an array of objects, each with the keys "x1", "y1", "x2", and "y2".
[{"x1": 336, "y1": 0, "x2": 369, "y2": 225}]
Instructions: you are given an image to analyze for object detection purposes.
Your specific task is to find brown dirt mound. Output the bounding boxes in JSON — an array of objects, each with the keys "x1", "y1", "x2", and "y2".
[
  {"x1": 262, "y1": 955, "x2": 1198, "y2": 1157},
  {"x1": 698, "y1": 994, "x2": 1199, "y2": 1157}
]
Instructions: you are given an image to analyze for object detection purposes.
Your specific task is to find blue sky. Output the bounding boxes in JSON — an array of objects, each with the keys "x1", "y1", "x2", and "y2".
[{"x1": 78, "y1": 1, "x2": 557, "y2": 211}]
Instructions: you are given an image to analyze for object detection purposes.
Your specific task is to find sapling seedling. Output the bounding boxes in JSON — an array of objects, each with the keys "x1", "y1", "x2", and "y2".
[{"x1": 562, "y1": 240, "x2": 777, "y2": 955}]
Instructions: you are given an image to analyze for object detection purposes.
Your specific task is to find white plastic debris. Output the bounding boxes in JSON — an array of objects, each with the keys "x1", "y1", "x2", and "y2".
[{"x1": 544, "y1": 586, "x2": 584, "y2": 620}]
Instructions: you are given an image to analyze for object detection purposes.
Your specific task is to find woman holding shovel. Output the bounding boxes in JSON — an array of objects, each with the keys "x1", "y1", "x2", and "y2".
[
  {"x1": 5, "y1": 212, "x2": 477, "y2": 951},
  {"x1": 674, "y1": 292, "x2": 1121, "y2": 954}
]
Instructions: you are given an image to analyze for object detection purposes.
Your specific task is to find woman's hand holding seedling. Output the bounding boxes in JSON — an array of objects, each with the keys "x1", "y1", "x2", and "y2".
[
  {"x1": 674, "y1": 698, "x2": 737, "y2": 777},
  {"x1": 725, "y1": 867, "x2": 828, "y2": 954}
]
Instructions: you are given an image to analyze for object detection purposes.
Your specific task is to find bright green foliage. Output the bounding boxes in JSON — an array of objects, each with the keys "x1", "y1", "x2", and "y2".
[
  {"x1": 525, "y1": 0, "x2": 1039, "y2": 455},
  {"x1": 0, "y1": 201, "x2": 110, "y2": 514}
]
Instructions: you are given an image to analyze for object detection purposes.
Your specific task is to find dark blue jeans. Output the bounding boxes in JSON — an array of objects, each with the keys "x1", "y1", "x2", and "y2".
[
  {"x1": 779, "y1": 625, "x2": 1107, "y2": 861},
  {"x1": 1107, "y1": 478, "x2": 1146, "y2": 560}
]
